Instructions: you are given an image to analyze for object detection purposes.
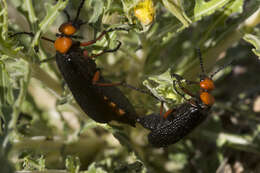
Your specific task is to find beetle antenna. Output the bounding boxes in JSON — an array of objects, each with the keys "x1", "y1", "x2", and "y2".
[
  {"x1": 10, "y1": 32, "x2": 55, "y2": 43},
  {"x1": 74, "y1": 0, "x2": 86, "y2": 24},
  {"x1": 210, "y1": 60, "x2": 232, "y2": 78},
  {"x1": 197, "y1": 48, "x2": 206, "y2": 75},
  {"x1": 63, "y1": 10, "x2": 71, "y2": 22}
]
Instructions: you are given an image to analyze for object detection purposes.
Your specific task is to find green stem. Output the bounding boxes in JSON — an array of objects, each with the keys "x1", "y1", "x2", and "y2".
[{"x1": 24, "y1": 0, "x2": 37, "y2": 24}]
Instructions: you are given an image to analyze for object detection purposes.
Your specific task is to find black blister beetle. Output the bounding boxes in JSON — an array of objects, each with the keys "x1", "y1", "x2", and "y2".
[
  {"x1": 55, "y1": 42, "x2": 138, "y2": 126},
  {"x1": 137, "y1": 49, "x2": 231, "y2": 147},
  {"x1": 11, "y1": 0, "x2": 138, "y2": 126}
]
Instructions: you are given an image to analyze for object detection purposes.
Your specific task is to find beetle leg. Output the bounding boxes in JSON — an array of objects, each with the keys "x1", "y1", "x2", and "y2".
[
  {"x1": 63, "y1": 10, "x2": 70, "y2": 22},
  {"x1": 91, "y1": 70, "x2": 162, "y2": 101},
  {"x1": 177, "y1": 81, "x2": 196, "y2": 98},
  {"x1": 9, "y1": 32, "x2": 57, "y2": 64},
  {"x1": 157, "y1": 100, "x2": 175, "y2": 119},
  {"x1": 173, "y1": 73, "x2": 198, "y2": 98},
  {"x1": 80, "y1": 30, "x2": 108, "y2": 47},
  {"x1": 121, "y1": 82, "x2": 162, "y2": 101},
  {"x1": 173, "y1": 78, "x2": 201, "y2": 103},
  {"x1": 163, "y1": 109, "x2": 174, "y2": 119},
  {"x1": 89, "y1": 40, "x2": 121, "y2": 59},
  {"x1": 171, "y1": 73, "x2": 198, "y2": 85},
  {"x1": 94, "y1": 82, "x2": 123, "y2": 87},
  {"x1": 173, "y1": 80, "x2": 190, "y2": 101},
  {"x1": 188, "y1": 99, "x2": 198, "y2": 107},
  {"x1": 92, "y1": 70, "x2": 123, "y2": 86},
  {"x1": 92, "y1": 70, "x2": 100, "y2": 84},
  {"x1": 9, "y1": 32, "x2": 55, "y2": 43},
  {"x1": 160, "y1": 102, "x2": 164, "y2": 116},
  {"x1": 73, "y1": 0, "x2": 86, "y2": 23},
  {"x1": 80, "y1": 27, "x2": 127, "y2": 47}
]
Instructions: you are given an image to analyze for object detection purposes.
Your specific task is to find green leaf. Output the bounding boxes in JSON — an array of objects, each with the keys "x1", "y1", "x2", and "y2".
[
  {"x1": 0, "y1": 0, "x2": 22, "y2": 57},
  {"x1": 38, "y1": 0, "x2": 68, "y2": 32},
  {"x1": 88, "y1": 0, "x2": 104, "y2": 23},
  {"x1": 22, "y1": 155, "x2": 46, "y2": 171},
  {"x1": 243, "y1": 33, "x2": 260, "y2": 58},
  {"x1": 143, "y1": 69, "x2": 174, "y2": 101},
  {"x1": 0, "y1": 0, "x2": 8, "y2": 40},
  {"x1": 225, "y1": 0, "x2": 244, "y2": 14},
  {"x1": 216, "y1": 133, "x2": 252, "y2": 147},
  {"x1": 65, "y1": 156, "x2": 81, "y2": 173},
  {"x1": 168, "y1": 152, "x2": 188, "y2": 171},
  {"x1": 194, "y1": 0, "x2": 233, "y2": 21},
  {"x1": 162, "y1": 0, "x2": 191, "y2": 28},
  {"x1": 143, "y1": 68, "x2": 193, "y2": 103},
  {"x1": 86, "y1": 163, "x2": 107, "y2": 173},
  {"x1": 23, "y1": 0, "x2": 37, "y2": 24},
  {"x1": 0, "y1": 55, "x2": 30, "y2": 129},
  {"x1": 121, "y1": 0, "x2": 140, "y2": 23},
  {"x1": 198, "y1": 0, "x2": 244, "y2": 46},
  {"x1": 0, "y1": 60, "x2": 14, "y2": 106}
]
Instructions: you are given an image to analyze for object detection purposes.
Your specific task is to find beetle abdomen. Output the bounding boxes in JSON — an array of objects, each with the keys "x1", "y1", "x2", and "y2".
[{"x1": 138, "y1": 104, "x2": 209, "y2": 147}]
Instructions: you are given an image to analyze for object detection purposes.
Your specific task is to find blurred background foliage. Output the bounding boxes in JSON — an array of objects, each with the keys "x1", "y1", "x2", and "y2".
[{"x1": 0, "y1": 0, "x2": 260, "y2": 172}]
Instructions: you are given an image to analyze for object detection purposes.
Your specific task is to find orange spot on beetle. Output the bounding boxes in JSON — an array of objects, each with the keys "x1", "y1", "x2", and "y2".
[
  {"x1": 163, "y1": 109, "x2": 174, "y2": 119},
  {"x1": 109, "y1": 102, "x2": 116, "y2": 108},
  {"x1": 54, "y1": 37, "x2": 72, "y2": 54},
  {"x1": 92, "y1": 71, "x2": 100, "y2": 84},
  {"x1": 59, "y1": 23, "x2": 76, "y2": 36},
  {"x1": 200, "y1": 78, "x2": 215, "y2": 91},
  {"x1": 117, "y1": 109, "x2": 126, "y2": 116},
  {"x1": 200, "y1": 92, "x2": 215, "y2": 106}
]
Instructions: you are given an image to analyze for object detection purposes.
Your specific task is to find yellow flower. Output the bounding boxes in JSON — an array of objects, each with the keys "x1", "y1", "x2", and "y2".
[{"x1": 134, "y1": 0, "x2": 155, "y2": 25}]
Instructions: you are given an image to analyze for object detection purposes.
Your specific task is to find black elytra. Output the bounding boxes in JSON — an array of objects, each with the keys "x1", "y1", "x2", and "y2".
[
  {"x1": 137, "y1": 101, "x2": 210, "y2": 147},
  {"x1": 11, "y1": 0, "x2": 138, "y2": 126}
]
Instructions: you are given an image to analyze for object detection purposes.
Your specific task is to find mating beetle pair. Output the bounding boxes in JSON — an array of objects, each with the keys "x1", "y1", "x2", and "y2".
[{"x1": 11, "y1": 0, "x2": 230, "y2": 147}]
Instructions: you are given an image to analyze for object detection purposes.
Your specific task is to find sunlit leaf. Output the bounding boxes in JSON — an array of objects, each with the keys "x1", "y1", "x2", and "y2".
[
  {"x1": 194, "y1": 0, "x2": 233, "y2": 21},
  {"x1": 243, "y1": 33, "x2": 260, "y2": 58},
  {"x1": 162, "y1": 0, "x2": 191, "y2": 28}
]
